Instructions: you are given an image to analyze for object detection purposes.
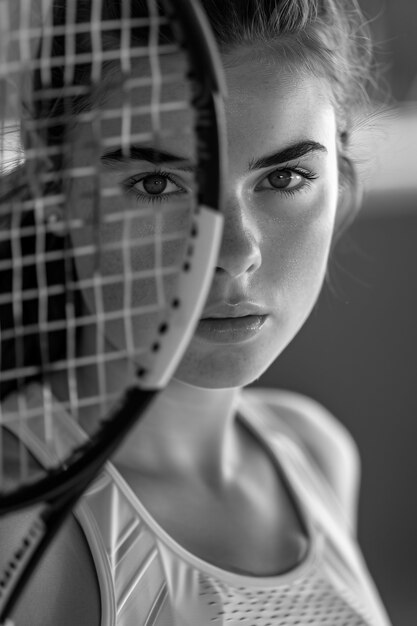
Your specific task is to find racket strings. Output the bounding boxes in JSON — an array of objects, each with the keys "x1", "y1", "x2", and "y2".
[{"x1": 0, "y1": 0, "x2": 200, "y2": 489}]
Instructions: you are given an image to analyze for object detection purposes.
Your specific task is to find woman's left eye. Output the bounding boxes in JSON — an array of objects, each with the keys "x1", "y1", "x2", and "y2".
[
  {"x1": 256, "y1": 168, "x2": 317, "y2": 195},
  {"x1": 123, "y1": 171, "x2": 186, "y2": 202}
]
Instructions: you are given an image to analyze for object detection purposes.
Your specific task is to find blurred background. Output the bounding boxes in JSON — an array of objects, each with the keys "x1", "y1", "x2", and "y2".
[{"x1": 252, "y1": 1, "x2": 417, "y2": 624}]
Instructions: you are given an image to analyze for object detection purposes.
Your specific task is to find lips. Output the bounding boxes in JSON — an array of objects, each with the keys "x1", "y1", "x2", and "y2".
[
  {"x1": 200, "y1": 302, "x2": 268, "y2": 320},
  {"x1": 195, "y1": 306, "x2": 268, "y2": 343}
]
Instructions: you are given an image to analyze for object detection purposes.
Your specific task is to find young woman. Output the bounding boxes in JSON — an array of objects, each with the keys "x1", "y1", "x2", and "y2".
[{"x1": 0, "y1": 0, "x2": 391, "y2": 624}]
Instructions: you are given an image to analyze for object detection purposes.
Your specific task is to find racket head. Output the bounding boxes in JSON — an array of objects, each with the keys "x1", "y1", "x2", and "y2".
[{"x1": 0, "y1": 0, "x2": 225, "y2": 508}]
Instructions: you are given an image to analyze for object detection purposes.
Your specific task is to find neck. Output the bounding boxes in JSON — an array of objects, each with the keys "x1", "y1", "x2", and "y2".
[{"x1": 113, "y1": 379, "x2": 242, "y2": 486}]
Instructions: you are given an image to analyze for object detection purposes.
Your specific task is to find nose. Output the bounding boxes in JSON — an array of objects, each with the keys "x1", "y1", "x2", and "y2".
[{"x1": 215, "y1": 191, "x2": 262, "y2": 279}]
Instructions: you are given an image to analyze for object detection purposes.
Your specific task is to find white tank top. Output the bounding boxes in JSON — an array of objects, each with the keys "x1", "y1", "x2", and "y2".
[{"x1": 2, "y1": 384, "x2": 391, "y2": 625}]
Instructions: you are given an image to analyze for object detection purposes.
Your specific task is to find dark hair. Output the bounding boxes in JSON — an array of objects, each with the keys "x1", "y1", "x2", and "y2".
[{"x1": 0, "y1": 0, "x2": 374, "y2": 399}]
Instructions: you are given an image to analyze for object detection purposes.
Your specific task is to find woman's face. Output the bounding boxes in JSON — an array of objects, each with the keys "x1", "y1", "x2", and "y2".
[
  {"x1": 68, "y1": 49, "x2": 340, "y2": 389},
  {"x1": 178, "y1": 52, "x2": 340, "y2": 388}
]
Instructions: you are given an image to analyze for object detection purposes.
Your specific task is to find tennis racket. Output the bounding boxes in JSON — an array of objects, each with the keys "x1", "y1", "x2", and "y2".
[{"x1": 0, "y1": 0, "x2": 225, "y2": 621}]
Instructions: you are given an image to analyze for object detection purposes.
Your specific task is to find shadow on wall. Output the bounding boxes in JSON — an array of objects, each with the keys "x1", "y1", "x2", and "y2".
[{"x1": 250, "y1": 192, "x2": 417, "y2": 626}]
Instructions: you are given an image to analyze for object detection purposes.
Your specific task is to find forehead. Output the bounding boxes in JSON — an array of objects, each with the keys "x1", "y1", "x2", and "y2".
[
  {"x1": 223, "y1": 51, "x2": 336, "y2": 144},
  {"x1": 71, "y1": 48, "x2": 336, "y2": 161},
  {"x1": 70, "y1": 52, "x2": 192, "y2": 160}
]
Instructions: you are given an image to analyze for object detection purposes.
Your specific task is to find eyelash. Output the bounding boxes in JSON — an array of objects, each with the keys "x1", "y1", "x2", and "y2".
[
  {"x1": 257, "y1": 165, "x2": 319, "y2": 198},
  {"x1": 121, "y1": 164, "x2": 317, "y2": 204},
  {"x1": 122, "y1": 169, "x2": 186, "y2": 203}
]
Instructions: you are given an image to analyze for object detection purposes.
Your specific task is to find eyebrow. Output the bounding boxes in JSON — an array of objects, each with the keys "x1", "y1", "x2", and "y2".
[
  {"x1": 100, "y1": 139, "x2": 327, "y2": 173},
  {"x1": 100, "y1": 146, "x2": 194, "y2": 172},
  {"x1": 247, "y1": 140, "x2": 327, "y2": 171}
]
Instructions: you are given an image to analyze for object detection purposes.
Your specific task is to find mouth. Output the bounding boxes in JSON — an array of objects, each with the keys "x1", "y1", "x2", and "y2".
[
  {"x1": 195, "y1": 314, "x2": 268, "y2": 344},
  {"x1": 201, "y1": 302, "x2": 268, "y2": 319}
]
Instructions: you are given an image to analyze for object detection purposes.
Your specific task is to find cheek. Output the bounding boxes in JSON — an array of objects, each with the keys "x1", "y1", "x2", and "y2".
[
  {"x1": 70, "y1": 192, "x2": 193, "y2": 357},
  {"x1": 272, "y1": 196, "x2": 336, "y2": 326},
  {"x1": 283, "y1": 213, "x2": 333, "y2": 282}
]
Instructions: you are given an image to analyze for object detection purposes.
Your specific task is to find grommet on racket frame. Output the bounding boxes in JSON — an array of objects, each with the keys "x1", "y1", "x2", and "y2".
[{"x1": 0, "y1": 0, "x2": 226, "y2": 621}]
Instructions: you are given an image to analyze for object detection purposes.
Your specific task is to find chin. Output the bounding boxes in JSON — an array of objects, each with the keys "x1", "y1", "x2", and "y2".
[
  {"x1": 173, "y1": 339, "x2": 285, "y2": 389},
  {"x1": 177, "y1": 368, "x2": 259, "y2": 389}
]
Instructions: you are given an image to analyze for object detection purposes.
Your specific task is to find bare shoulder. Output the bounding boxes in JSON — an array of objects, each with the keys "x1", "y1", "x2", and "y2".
[{"x1": 243, "y1": 388, "x2": 361, "y2": 531}]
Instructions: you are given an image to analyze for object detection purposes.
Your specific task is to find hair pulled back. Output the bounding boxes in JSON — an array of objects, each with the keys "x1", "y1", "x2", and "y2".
[{"x1": 201, "y1": 0, "x2": 373, "y2": 138}]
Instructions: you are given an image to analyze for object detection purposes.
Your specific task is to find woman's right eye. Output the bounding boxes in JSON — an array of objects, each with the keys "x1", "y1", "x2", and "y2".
[{"x1": 123, "y1": 171, "x2": 186, "y2": 203}]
